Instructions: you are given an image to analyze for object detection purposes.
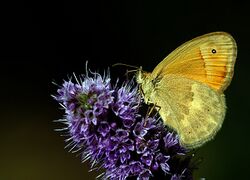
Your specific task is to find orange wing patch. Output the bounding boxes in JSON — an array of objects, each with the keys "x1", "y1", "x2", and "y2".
[
  {"x1": 152, "y1": 32, "x2": 236, "y2": 93},
  {"x1": 200, "y1": 41, "x2": 236, "y2": 92}
]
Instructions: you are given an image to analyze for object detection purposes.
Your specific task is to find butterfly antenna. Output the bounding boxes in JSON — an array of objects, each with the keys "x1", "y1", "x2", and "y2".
[
  {"x1": 124, "y1": 69, "x2": 138, "y2": 77},
  {"x1": 112, "y1": 63, "x2": 139, "y2": 69}
]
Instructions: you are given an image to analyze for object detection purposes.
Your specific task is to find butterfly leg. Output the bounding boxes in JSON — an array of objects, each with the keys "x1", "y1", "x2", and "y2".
[
  {"x1": 144, "y1": 103, "x2": 161, "y2": 126},
  {"x1": 145, "y1": 102, "x2": 161, "y2": 118}
]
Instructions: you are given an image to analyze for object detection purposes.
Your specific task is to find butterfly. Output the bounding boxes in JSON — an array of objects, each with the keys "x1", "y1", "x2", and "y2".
[{"x1": 136, "y1": 32, "x2": 237, "y2": 149}]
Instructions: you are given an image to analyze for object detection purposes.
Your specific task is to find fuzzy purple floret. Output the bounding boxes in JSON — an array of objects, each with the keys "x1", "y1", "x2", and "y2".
[{"x1": 54, "y1": 71, "x2": 193, "y2": 180}]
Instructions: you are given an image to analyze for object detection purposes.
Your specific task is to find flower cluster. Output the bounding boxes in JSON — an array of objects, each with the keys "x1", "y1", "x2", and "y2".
[{"x1": 54, "y1": 69, "x2": 193, "y2": 179}]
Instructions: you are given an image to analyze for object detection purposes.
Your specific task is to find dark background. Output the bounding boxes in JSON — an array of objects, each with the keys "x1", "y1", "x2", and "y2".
[{"x1": 1, "y1": 1, "x2": 250, "y2": 179}]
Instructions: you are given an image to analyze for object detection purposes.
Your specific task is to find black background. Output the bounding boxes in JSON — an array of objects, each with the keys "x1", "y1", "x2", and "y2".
[{"x1": 1, "y1": 1, "x2": 250, "y2": 179}]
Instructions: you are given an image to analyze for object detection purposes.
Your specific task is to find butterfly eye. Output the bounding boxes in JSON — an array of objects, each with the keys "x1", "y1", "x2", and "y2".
[{"x1": 211, "y1": 49, "x2": 217, "y2": 54}]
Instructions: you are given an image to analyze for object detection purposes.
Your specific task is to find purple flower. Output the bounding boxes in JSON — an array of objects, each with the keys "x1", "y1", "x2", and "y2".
[{"x1": 54, "y1": 66, "x2": 194, "y2": 179}]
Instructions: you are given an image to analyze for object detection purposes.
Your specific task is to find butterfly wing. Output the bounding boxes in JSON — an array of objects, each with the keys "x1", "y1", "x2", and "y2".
[
  {"x1": 151, "y1": 32, "x2": 237, "y2": 92},
  {"x1": 143, "y1": 32, "x2": 237, "y2": 148},
  {"x1": 151, "y1": 74, "x2": 226, "y2": 148}
]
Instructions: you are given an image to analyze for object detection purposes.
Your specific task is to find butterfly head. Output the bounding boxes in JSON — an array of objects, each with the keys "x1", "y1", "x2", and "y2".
[
  {"x1": 135, "y1": 66, "x2": 144, "y2": 83},
  {"x1": 136, "y1": 67, "x2": 154, "y2": 104}
]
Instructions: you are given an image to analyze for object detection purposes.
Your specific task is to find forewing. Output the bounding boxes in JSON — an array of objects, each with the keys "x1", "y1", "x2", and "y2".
[{"x1": 151, "y1": 32, "x2": 237, "y2": 92}]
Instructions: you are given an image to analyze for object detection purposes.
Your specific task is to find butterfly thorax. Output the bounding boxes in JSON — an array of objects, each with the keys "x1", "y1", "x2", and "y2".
[{"x1": 136, "y1": 69, "x2": 156, "y2": 104}]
